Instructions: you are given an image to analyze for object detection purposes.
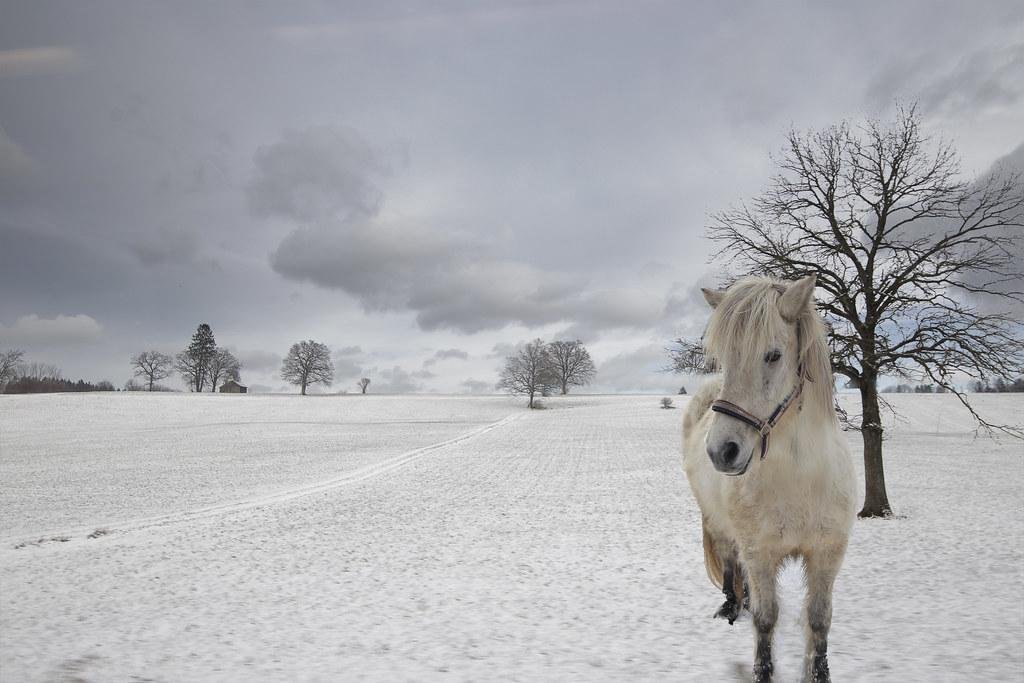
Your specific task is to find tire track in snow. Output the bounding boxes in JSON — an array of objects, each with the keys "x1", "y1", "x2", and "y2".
[{"x1": 4, "y1": 413, "x2": 521, "y2": 549}]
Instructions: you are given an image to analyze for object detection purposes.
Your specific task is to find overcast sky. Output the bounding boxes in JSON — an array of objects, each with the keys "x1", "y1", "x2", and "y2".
[{"x1": 1, "y1": 1, "x2": 1022, "y2": 393}]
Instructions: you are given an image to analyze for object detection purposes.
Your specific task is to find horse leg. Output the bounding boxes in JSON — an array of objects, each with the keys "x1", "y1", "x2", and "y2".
[
  {"x1": 744, "y1": 553, "x2": 780, "y2": 683},
  {"x1": 715, "y1": 554, "x2": 742, "y2": 624},
  {"x1": 803, "y1": 546, "x2": 845, "y2": 683}
]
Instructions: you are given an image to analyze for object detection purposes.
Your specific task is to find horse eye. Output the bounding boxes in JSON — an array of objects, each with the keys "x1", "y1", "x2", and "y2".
[{"x1": 764, "y1": 349, "x2": 782, "y2": 363}]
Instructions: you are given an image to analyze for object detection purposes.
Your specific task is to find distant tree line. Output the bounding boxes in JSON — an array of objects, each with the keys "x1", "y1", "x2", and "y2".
[
  {"x1": 498, "y1": 339, "x2": 596, "y2": 408},
  {"x1": 880, "y1": 377, "x2": 1024, "y2": 393},
  {"x1": 969, "y1": 377, "x2": 1024, "y2": 393},
  {"x1": 5, "y1": 376, "x2": 117, "y2": 394},
  {"x1": 881, "y1": 383, "x2": 950, "y2": 394},
  {"x1": 0, "y1": 355, "x2": 116, "y2": 394},
  {"x1": 128, "y1": 332, "x2": 371, "y2": 396}
]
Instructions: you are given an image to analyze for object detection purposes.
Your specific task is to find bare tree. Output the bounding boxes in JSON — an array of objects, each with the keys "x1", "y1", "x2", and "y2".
[
  {"x1": 667, "y1": 339, "x2": 714, "y2": 375},
  {"x1": 546, "y1": 340, "x2": 597, "y2": 395},
  {"x1": 690, "y1": 105, "x2": 1024, "y2": 517},
  {"x1": 208, "y1": 348, "x2": 241, "y2": 392},
  {"x1": 0, "y1": 349, "x2": 24, "y2": 390},
  {"x1": 18, "y1": 362, "x2": 62, "y2": 380},
  {"x1": 130, "y1": 351, "x2": 174, "y2": 391},
  {"x1": 358, "y1": 377, "x2": 370, "y2": 394},
  {"x1": 281, "y1": 340, "x2": 334, "y2": 395},
  {"x1": 176, "y1": 324, "x2": 217, "y2": 392},
  {"x1": 498, "y1": 339, "x2": 556, "y2": 408}
]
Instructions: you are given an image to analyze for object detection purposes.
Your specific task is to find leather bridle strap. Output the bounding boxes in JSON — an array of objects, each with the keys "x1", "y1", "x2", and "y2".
[{"x1": 710, "y1": 382, "x2": 802, "y2": 460}]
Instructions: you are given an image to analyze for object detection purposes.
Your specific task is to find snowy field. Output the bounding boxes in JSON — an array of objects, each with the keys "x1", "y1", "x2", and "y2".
[{"x1": 0, "y1": 392, "x2": 1021, "y2": 682}]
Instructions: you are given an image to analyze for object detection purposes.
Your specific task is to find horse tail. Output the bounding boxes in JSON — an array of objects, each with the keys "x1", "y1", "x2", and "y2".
[{"x1": 702, "y1": 517, "x2": 724, "y2": 590}]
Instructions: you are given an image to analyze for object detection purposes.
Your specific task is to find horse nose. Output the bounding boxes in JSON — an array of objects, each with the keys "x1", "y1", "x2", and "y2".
[{"x1": 709, "y1": 440, "x2": 740, "y2": 465}]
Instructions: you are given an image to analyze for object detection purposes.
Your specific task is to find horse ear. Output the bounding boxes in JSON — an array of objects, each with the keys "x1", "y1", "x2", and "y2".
[
  {"x1": 701, "y1": 288, "x2": 726, "y2": 309},
  {"x1": 779, "y1": 275, "x2": 817, "y2": 321}
]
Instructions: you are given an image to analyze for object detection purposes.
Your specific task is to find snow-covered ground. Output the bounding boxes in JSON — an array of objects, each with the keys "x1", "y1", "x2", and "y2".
[{"x1": 0, "y1": 392, "x2": 1021, "y2": 681}]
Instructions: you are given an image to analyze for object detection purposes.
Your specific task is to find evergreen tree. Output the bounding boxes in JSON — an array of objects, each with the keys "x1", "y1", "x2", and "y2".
[{"x1": 176, "y1": 324, "x2": 217, "y2": 392}]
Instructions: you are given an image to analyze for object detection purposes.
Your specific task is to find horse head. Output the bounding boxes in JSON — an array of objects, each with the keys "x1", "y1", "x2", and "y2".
[{"x1": 700, "y1": 275, "x2": 819, "y2": 475}]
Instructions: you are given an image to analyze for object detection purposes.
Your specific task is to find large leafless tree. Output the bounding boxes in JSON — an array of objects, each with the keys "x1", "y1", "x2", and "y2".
[
  {"x1": 546, "y1": 340, "x2": 597, "y2": 395},
  {"x1": 208, "y1": 348, "x2": 242, "y2": 392},
  {"x1": 498, "y1": 339, "x2": 556, "y2": 408},
  {"x1": 680, "y1": 106, "x2": 1024, "y2": 518},
  {"x1": 281, "y1": 340, "x2": 334, "y2": 395},
  {"x1": 357, "y1": 377, "x2": 370, "y2": 394},
  {"x1": 130, "y1": 350, "x2": 174, "y2": 391}
]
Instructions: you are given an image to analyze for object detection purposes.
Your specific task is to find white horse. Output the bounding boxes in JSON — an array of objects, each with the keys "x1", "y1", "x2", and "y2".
[{"x1": 682, "y1": 275, "x2": 856, "y2": 683}]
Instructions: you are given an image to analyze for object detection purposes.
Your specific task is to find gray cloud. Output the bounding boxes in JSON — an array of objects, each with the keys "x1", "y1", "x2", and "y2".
[
  {"x1": 269, "y1": 212, "x2": 664, "y2": 334},
  {"x1": 336, "y1": 345, "x2": 362, "y2": 356},
  {"x1": 363, "y1": 366, "x2": 423, "y2": 394},
  {"x1": 488, "y1": 341, "x2": 526, "y2": 359},
  {"x1": 129, "y1": 226, "x2": 201, "y2": 266},
  {"x1": 921, "y1": 43, "x2": 1024, "y2": 115},
  {"x1": 231, "y1": 348, "x2": 282, "y2": 373},
  {"x1": 960, "y1": 143, "x2": 1024, "y2": 315},
  {"x1": 0, "y1": 313, "x2": 102, "y2": 347},
  {"x1": 433, "y1": 348, "x2": 469, "y2": 361},
  {"x1": 332, "y1": 355, "x2": 364, "y2": 380},
  {"x1": 590, "y1": 344, "x2": 679, "y2": 394},
  {"x1": 424, "y1": 347, "x2": 470, "y2": 366},
  {"x1": 248, "y1": 126, "x2": 391, "y2": 224},
  {"x1": 254, "y1": 124, "x2": 666, "y2": 335},
  {"x1": 868, "y1": 42, "x2": 1024, "y2": 117}
]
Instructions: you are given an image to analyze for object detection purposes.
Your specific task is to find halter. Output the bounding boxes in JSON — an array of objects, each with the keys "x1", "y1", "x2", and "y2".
[{"x1": 709, "y1": 324, "x2": 804, "y2": 461}]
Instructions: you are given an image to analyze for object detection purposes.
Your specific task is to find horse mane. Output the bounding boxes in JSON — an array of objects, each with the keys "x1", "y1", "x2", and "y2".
[{"x1": 703, "y1": 276, "x2": 836, "y2": 423}]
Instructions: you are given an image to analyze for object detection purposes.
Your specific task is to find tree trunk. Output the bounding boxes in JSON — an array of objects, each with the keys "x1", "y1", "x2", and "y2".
[
  {"x1": 561, "y1": 382, "x2": 567, "y2": 395},
  {"x1": 528, "y1": 390, "x2": 534, "y2": 408},
  {"x1": 147, "y1": 376, "x2": 154, "y2": 392},
  {"x1": 858, "y1": 376, "x2": 893, "y2": 517}
]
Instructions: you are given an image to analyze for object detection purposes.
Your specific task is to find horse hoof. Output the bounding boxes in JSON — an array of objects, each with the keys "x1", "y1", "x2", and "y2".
[
  {"x1": 751, "y1": 662, "x2": 773, "y2": 683},
  {"x1": 809, "y1": 654, "x2": 830, "y2": 682},
  {"x1": 714, "y1": 599, "x2": 741, "y2": 625}
]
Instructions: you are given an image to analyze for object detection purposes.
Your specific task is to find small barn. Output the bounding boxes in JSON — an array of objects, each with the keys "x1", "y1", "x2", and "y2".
[{"x1": 219, "y1": 380, "x2": 247, "y2": 394}]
